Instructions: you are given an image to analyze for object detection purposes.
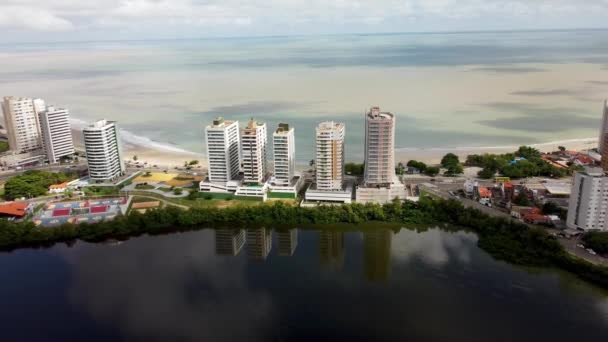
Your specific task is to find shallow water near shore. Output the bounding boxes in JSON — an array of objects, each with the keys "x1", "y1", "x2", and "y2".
[
  {"x1": 1, "y1": 30, "x2": 608, "y2": 164},
  {"x1": 1, "y1": 225, "x2": 607, "y2": 341}
]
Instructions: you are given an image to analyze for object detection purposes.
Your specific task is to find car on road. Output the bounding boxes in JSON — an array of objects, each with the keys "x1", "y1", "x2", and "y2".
[
  {"x1": 587, "y1": 249, "x2": 597, "y2": 255},
  {"x1": 577, "y1": 244, "x2": 585, "y2": 248}
]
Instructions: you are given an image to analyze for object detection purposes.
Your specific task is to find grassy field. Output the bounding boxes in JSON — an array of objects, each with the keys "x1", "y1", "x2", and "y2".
[
  {"x1": 124, "y1": 190, "x2": 263, "y2": 209},
  {"x1": 133, "y1": 172, "x2": 203, "y2": 187},
  {"x1": 133, "y1": 172, "x2": 177, "y2": 183}
]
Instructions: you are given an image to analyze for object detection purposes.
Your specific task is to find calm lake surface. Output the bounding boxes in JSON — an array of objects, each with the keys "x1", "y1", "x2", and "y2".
[{"x1": 1, "y1": 226, "x2": 608, "y2": 341}]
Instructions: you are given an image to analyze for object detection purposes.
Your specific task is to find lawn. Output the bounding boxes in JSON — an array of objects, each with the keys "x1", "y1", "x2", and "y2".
[
  {"x1": 133, "y1": 172, "x2": 178, "y2": 183},
  {"x1": 133, "y1": 172, "x2": 204, "y2": 187}
]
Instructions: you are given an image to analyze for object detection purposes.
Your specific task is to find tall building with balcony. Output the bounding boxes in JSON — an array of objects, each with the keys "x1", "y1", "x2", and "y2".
[
  {"x1": 39, "y1": 106, "x2": 75, "y2": 164},
  {"x1": 272, "y1": 123, "x2": 295, "y2": 186},
  {"x1": 241, "y1": 119, "x2": 267, "y2": 184},
  {"x1": 567, "y1": 167, "x2": 608, "y2": 231},
  {"x1": 364, "y1": 107, "x2": 395, "y2": 185},
  {"x1": 83, "y1": 119, "x2": 125, "y2": 183},
  {"x1": 2, "y1": 96, "x2": 45, "y2": 153},
  {"x1": 598, "y1": 101, "x2": 608, "y2": 156},
  {"x1": 205, "y1": 118, "x2": 241, "y2": 184},
  {"x1": 315, "y1": 121, "x2": 345, "y2": 191}
]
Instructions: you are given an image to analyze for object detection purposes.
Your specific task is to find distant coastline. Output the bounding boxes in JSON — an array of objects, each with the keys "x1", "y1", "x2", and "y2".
[{"x1": 77, "y1": 119, "x2": 596, "y2": 168}]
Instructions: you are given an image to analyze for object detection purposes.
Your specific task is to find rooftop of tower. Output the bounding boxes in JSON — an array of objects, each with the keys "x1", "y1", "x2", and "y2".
[
  {"x1": 275, "y1": 123, "x2": 293, "y2": 134},
  {"x1": 367, "y1": 106, "x2": 394, "y2": 120},
  {"x1": 207, "y1": 117, "x2": 237, "y2": 129},
  {"x1": 317, "y1": 121, "x2": 344, "y2": 131}
]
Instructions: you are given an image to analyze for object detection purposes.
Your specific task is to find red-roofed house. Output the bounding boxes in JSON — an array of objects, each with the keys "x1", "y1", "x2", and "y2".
[
  {"x1": 574, "y1": 155, "x2": 594, "y2": 166},
  {"x1": 511, "y1": 206, "x2": 538, "y2": 218},
  {"x1": 0, "y1": 202, "x2": 32, "y2": 219},
  {"x1": 523, "y1": 213, "x2": 551, "y2": 225},
  {"x1": 502, "y1": 182, "x2": 514, "y2": 200},
  {"x1": 49, "y1": 182, "x2": 68, "y2": 194}
]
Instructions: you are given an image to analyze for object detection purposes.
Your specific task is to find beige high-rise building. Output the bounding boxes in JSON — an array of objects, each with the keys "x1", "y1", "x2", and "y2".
[
  {"x1": 2, "y1": 96, "x2": 45, "y2": 153},
  {"x1": 598, "y1": 101, "x2": 608, "y2": 155},
  {"x1": 364, "y1": 107, "x2": 395, "y2": 185},
  {"x1": 315, "y1": 121, "x2": 345, "y2": 191},
  {"x1": 241, "y1": 119, "x2": 267, "y2": 184}
]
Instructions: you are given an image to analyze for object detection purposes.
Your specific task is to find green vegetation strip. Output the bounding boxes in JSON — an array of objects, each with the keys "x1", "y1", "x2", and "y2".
[
  {"x1": 0, "y1": 197, "x2": 607, "y2": 289},
  {"x1": 4, "y1": 171, "x2": 75, "y2": 200}
]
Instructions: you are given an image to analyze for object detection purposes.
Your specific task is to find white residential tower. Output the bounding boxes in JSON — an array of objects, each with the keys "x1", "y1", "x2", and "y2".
[
  {"x1": 241, "y1": 119, "x2": 267, "y2": 184},
  {"x1": 39, "y1": 106, "x2": 75, "y2": 163},
  {"x1": 83, "y1": 119, "x2": 125, "y2": 183},
  {"x1": 567, "y1": 167, "x2": 608, "y2": 231},
  {"x1": 272, "y1": 123, "x2": 295, "y2": 186},
  {"x1": 205, "y1": 118, "x2": 241, "y2": 184}
]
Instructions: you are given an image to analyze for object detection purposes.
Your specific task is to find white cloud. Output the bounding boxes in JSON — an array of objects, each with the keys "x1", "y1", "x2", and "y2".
[
  {"x1": 0, "y1": 6, "x2": 74, "y2": 31},
  {"x1": 0, "y1": 0, "x2": 607, "y2": 35}
]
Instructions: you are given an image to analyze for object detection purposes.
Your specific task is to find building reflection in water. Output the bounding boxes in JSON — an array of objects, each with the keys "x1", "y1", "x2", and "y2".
[
  {"x1": 214, "y1": 229, "x2": 246, "y2": 256},
  {"x1": 277, "y1": 229, "x2": 298, "y2": 256},
  {"x1": 363, "y1": 229, "x2": 393, "y2": 282},
  {"x1": 247, "y1": 227, "x2": 273, "y2": 260},
  {"x1": 319, "y1": 231, "x2": 345, "y2": 270}
]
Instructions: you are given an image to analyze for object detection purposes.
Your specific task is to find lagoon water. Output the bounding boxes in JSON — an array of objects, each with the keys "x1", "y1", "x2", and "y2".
[
  {"x1": 1, "y1": 30, "x2": 608, "y2": 162},
  {"x1": 1, "y1": 226, "x2": 607, "y2": 341}
]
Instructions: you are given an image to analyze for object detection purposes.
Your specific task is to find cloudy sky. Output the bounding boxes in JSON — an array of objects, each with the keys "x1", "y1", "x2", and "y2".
[{"x1": 0, "y1": 0, "x2": 607, "y2": 41}]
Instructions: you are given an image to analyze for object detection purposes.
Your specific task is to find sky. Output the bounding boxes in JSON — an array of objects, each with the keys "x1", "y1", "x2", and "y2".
[{"x1": 1, "y1": 0, "x2": 608, "y2": 42}]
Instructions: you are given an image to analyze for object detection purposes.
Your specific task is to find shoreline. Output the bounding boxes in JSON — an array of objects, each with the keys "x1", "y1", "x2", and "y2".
[{"x1": 80, "y1": 125, "x2": 597, "y2": 169}]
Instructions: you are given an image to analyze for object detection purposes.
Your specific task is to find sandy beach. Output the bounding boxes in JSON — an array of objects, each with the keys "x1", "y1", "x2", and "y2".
[
  {"x1": 395, "y1": 137, "x2": 599, "y2": 164},
  {"x1": 77, "y1": 125, "x2": 597, "y2": 170}
]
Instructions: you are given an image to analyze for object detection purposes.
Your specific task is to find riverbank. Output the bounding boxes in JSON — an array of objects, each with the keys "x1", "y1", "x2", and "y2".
[{"x1": 1, "y1": 197, "x2": 607, "y2": 289}]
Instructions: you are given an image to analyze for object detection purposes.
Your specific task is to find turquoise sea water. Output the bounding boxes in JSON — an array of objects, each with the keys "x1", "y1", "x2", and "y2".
[{"x1": 0, "y1": 30, "x2": 607, "y2": 162}]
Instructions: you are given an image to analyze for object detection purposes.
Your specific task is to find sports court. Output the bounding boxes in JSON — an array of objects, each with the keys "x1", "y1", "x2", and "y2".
[{"x1": 34, "y1": 197, "x2": 127, "y2": 227}]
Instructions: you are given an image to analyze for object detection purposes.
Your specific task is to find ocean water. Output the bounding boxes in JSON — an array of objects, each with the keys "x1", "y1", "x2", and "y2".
[{"x1": 1, "y1": 30, "x2": 607, "y2": 162}]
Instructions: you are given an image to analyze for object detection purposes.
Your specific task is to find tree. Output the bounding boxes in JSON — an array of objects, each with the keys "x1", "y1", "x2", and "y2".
[
  {"x1": 542, "y1": 201, "x2": 561, "y2": 215},
  {"x1": 173, "y1": 188, "x2": 183, "y2": 195},
  {"x1": 345, "y1": 163, "x2": 365, "y2": 176},
  {"x1": 407, "y1": 160, "x2": 427, "y2": 172},
  {"x1": 478, "y1": 167, "x2": 496, "y2": 179},
  {"x1": 188, "y1": 190, "x2": 199, "y2": 200},
  {"x1": 558, "y1": 146, "x2": 566, "y2": 152},
  {"x1": 513, "y1": 192, "x2": 532, "y2": 206},
  {"x1": 444, "y1": 163, "x2": 463, "y2": 177},
  {"x1": 133, "y1": 155, "x2": 138, "y2": 161},
  {"x1": 424, "y1": 166, "x2": 440, "y2": 177},
  {"x1": 441, "y1": 153, "x2": 460, "y2": 168},
  {"x1": 396, "y1": 162, "x2": 406, "y2": 175},
  {"x1": 515, "y1": 146, "x2": 541, "y2": 160},
  {"x1": 188, "y1": 160, "x2": 199, "y2": 166},
  {"x1": 4, "y1": 171, "x2": 73, "y2": 200}
]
